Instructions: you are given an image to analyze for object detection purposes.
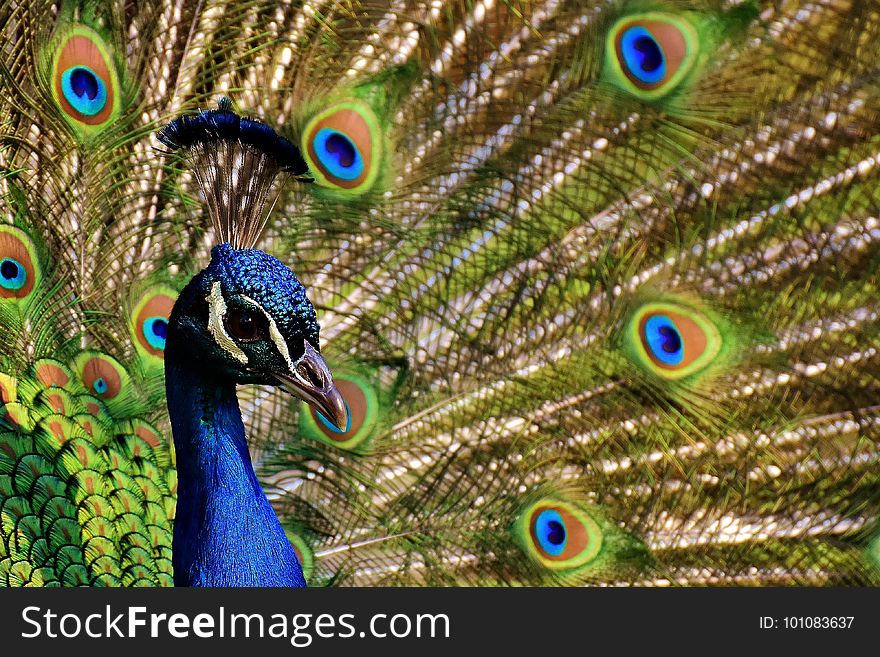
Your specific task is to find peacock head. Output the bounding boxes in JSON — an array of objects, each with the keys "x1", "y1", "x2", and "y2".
[{"x1": 169, "y1": 242, "x2": 348, "y2": 431}]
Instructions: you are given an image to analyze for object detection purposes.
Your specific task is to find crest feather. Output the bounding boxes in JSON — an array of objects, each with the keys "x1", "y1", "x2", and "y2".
[{"x1": 157, "y1": 97, "x2": 309, "y2": 248}]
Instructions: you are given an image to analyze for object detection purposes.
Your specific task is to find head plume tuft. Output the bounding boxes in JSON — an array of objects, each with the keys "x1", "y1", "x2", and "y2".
[{"x1": 157, "y1": 98, "x2": 310, "y2": 249}]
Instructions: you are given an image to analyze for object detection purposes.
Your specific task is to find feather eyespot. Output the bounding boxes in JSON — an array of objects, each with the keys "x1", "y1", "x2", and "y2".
[
  {"x1": 131, "y1": 287, "x2": 176, "y2": 358},
  {"x1": 0, "y1": 226, "x2": 40, "y2": 301},
  {"x1": 628, "y1": 302, "x2": 722, "y2": 380},
  {"x1": 142, "y1": 317, "x2": 168, "y2": 351},
  {"x1": 302, "y1": 100, "x2": 381, "y2": 194},
  {"x1": 301, "y1": 371, "x2": 378, "y2": 450},
  {"x1": 516, "y1": 499, "x2": 603, "y2": 571},
  {"x1": 313, "y1": 129, "x2": 363, "y2": 181},
  {"x1": 81, "y1": 358, "x2": 121, "y2": 399},
  {"x1": 643, "y1": 314, "x2": 685, "y2": 366},
  {"x1": 61, "y1": 65, "x2": 107, "y2": 117},
  {"x1": 534, "y1": 508, "x2": 568, "y2": 556},
  {"x1": 74, "y1": 352, "x2": 130, "y2": 411},
  {"x1": 92, "y1": 377, "x2": 109, "y2": 395},
  {"x1": 51, "y1": 27, "x2": 120, "y2": 131},
  {"x1": 0, "y1": 258, "x2": 27, "y2": 292},
  {"x1": 607, "y1": 13, "x2": 698, "y2": 98}
]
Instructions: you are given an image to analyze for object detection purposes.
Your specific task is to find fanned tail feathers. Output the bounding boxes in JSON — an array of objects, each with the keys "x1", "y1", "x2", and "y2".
[{"x1": 1, "y1": 0, "x2": 879, "y2": 586}]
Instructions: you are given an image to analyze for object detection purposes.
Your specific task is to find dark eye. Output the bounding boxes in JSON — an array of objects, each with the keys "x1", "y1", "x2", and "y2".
[{"x1": 225, "y1": 309, "x2": 264, "y2": 342}]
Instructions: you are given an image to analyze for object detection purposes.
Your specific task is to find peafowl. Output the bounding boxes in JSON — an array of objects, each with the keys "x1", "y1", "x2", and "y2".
[
  {"x1": 158, "y1": 102, "x2": 350, "y2": 585},
  {"x1": 1, "y1": 0, "x2": 880, "y2": 587}
]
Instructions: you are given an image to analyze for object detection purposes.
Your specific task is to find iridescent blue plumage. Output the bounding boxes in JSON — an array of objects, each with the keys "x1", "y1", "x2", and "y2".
[
  {"x1": 312, "y1": 129, "x2": 363, "y2": 181},
  {"x1": 143, "y1": 316, "x2": 168, "y2": 350},
  {"x1": 0, "y1": 258, "x2": 26, "y2": 291},
  {"x1": 61, "y1": 65, "x2": 107, "y2": 116},
  {"x1": 619, "y1": 26, "x2": 666, "y2": 85},
  {"x1": 160, "y1": 111, "x2": 346, "y2": 587},
  {"x1": 643, "y1": 315, "x2": 684, "y2": 366},
  {"x1": 167, "y1": 245, "x2": 346, "y2": 586},
  {"x1": 534, "y1": 509, "x2": 567, "y2": 556}
]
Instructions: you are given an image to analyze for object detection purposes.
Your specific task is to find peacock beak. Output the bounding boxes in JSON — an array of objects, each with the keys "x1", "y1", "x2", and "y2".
[{"x1": 273, "y1": 339, "x2": 349, "y2": 431}]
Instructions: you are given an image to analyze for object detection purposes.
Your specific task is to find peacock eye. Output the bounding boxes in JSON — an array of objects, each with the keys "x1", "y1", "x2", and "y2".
[
  {"x1": 627, "y1": 301, "x2": 722, "y2": 380},
  {"x1": 131, "y1": 286, "x2": 176, "y2": 359},
  {"x1": 77, "y1": 352, "x2": 125, "y2": 401},
  {"x1": 643, "y1": 314, "x2": 684, "y2": 366},
  {"x1": 61, "y1": 65, "x2": 107, "y2": 117},
  {"x1": 314, "y1": 129, "x2": 362, "y2": 181},
  {"x1": 515, "y1": 498, "x2": 603, "y2": 571},
  {"x1": 534, "y1": 508, "x2": 568, "y2": 556},
  {"x1": 141, "y1": 317, "x2": 168, "y2": 351},
  {"x1": 0, "y1": 257, "x2": 27, "y2": 291},
  {"x1": 50, "y1": 27, "x2": 120, "y2": 134},
  {"x1": 225, "y1": 309, "x2": 264, "y2": 342},
  {"x1": 0, "y1": 226, "x2": 40, "y2": 301},
  {"x1": 301, "y1": 100, "x2": 381, "y2": 194},
  {"x1": 607, "y1": 13, "x2": 698, "y2": 99}
]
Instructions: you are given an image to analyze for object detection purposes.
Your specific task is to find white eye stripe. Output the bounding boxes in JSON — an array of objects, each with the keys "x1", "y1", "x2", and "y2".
[
  {"x1": 206, "y1": 284, "x2": 299, "y2": 371},
  {"x1": 239, "y1": 294, "x2": 297, "y2": 372},
  {"x1": 206, "y1": 282, "x2": 248, "y2": 364}
]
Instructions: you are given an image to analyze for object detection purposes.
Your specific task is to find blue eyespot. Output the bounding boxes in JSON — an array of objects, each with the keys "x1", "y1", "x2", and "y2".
[
  {"x1": 535, "y1": 509, "x2": 567, "y2": 556},
  {"x1": 312, "y1": 128, "x2": 363, "y2": 181},
  {"x1": 92, "y1": 377, "x2": 108, "y2": 395},
  {"x1": 0, "y1": 258, "x2": 26, "y2": 291},
  {"x1": 142, "y1": 316, "x2": 168, "y2": 351},
  {"x1": 619, "y1": 26, "x2": 666, "y2": 85},
  {"x1": 644, "y1": 314, "x2": 684, "y2": 366},
  {"x1": 317, "y1": 401, "x2": 352, "y2": 434},
  {"x1": 61, "y1": 66, "x2": 107, "y2": 117}
]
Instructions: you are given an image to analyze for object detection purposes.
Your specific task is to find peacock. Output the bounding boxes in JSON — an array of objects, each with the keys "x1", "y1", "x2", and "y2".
[{"x1": 1, "y1": 0, "x2": 879, "y2": 587}]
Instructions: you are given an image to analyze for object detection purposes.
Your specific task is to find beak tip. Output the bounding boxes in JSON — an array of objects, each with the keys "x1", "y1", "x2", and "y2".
[
  {"x1": 326, "y1": 392, "x2": 349, "y2": 433},
  {"x1": 333, "y1": 414, "x2": 349, "y2": 433}
]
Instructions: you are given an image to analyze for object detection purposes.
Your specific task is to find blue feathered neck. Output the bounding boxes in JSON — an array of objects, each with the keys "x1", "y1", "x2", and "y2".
[{"x1": 166, "y1": 348, "x2": 306, "y2": 587}]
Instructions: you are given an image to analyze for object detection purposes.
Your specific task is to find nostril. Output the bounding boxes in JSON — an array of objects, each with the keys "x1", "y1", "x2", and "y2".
[{"x1": 297, "y1": 361, "x2": 325, "y2": 389}]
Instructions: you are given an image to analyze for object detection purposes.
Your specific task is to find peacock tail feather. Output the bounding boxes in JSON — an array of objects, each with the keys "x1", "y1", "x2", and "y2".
[{"x1": 1, "y1": 0, "x2": 879, "y2": 586}]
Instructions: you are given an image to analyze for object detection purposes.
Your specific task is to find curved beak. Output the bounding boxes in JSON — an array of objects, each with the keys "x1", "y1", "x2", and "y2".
[{"x1": 273, "y1": 340, "x2": 348, "y2": 431}]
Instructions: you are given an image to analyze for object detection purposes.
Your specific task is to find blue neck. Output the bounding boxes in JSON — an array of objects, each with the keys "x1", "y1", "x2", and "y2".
[{"x1": 165, "y1": 355, "x2": 306, "y2": 587}]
